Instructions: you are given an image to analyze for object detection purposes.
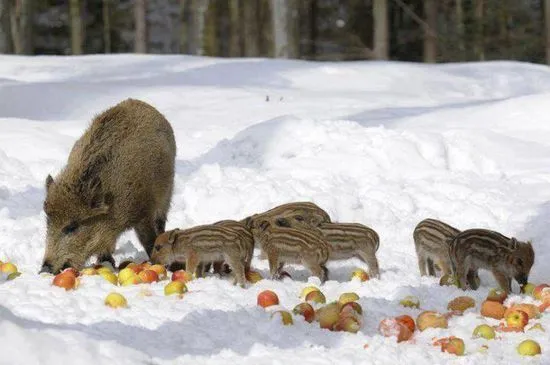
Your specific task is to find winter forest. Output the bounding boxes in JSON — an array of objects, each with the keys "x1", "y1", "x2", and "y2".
[{"x1": 1, "y1": 0, "x2": 550, "y2": 64}]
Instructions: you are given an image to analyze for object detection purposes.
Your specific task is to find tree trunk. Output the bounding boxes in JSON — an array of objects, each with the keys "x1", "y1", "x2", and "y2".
[
  {"x1": 498, "y1": 0, "x2": 509, "y2": 59},
  {"x1": 70, "y1": 0, "x2": 83, "y2": 55},
  {"x1": 373, "y1": 0, "x2": 389, "y2": 60},
  {"x1": 0, "y1": 0, "x2": 13, "y2": 53},
  {"x1": 546, "y1": 0, "x2": 550, "y2": 65},
  {"x1": 186, "y1": 0, "x2": 209, "y2": 55},
  {"x1": 473, "y1": 0, "x2": 484, "y2": 61},
  {"x1": 272, "y1": 0, "x2": 289, "y2": 58},
  {"x1": 103, "y1": 0, "x2": 111, "y2": 53},
  {"x1": 455, "y1": 0, "x2": 464, "y2": 61},
  {"x1": 228, "y1": 0, "x2": 241, "y2": 57},
  {"x1": 10, "y1": 0, "x2": 33, "y2": 55},
  {"x1": 423, "y1": 0, "x2": 437, "y2": 63},
  {"x1": 243, "y1": 0, "x2": 260, "y2": 56},
  {"x1": 134, "y1": 0, "x2": 147, "y2": 53}
]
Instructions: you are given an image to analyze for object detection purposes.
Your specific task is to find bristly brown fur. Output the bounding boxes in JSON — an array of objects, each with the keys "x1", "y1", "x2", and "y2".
[
  {"x1": 449, "y1": 228, "x2": 535, "y2": 293},
  {"x1": 41, "y1": 99, "x2": 176, "y2": 273}
]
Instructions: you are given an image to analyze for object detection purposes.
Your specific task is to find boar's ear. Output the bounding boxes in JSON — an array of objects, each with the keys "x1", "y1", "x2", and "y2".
[
  {"x1": 45, "y1": 175, "x2": 54, "y2": 191},
  {"x1": 510, "y1": 237, "x2": 518, "y2": 250}
]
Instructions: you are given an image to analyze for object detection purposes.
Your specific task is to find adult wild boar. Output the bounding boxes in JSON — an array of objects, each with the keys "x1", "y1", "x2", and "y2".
[{"x1": 40, "y1": 98, "x2": 176, "y2": 274}]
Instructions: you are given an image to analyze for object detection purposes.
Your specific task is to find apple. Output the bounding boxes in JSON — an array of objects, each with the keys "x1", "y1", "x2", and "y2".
[
  {"x1": 399, "y1": 295, "x2": 420, "y2": 309},
  {"x1": 271, "y1": 310, "x2": 293, "y2": 325},
  {"x1": 486, "y1": 288, "x2": 508, "y2": 304},
  {"x1": 439, "y1": 274, "x2": 459, "y2": 287},
  {"x1": 149, "y1": 264, "x2": 167, "y2": 280},
  {"x1": 138, "y1": 269, "x2": 159, "y2": 283},
  {"x1": 447, "y1": 296, "x2": 475, "y2": 313},
  {"x1": 338, "y1": 292, "x2": 360, "y2": 306},
  {"x1": 504, "y1": 304, "x2": 540, "y2": 320},
  {"x1": 104, "y1": 292, "x2": 128, "y2": 308},
  {"x1": 395, "y1": 315, "x2": 415, "y2": 333},
  {"x1": 96, "y1": 266, "x2": 113, "y2": 275},
  {"x1": 333, "y1": 315, "x2": 361, "y2": 333},
  {"x1": 171, "y1": 270, "x2": 193, "y2": 283},
  {"x1": 80, "y1": 267, "x2": 97, "y2": 275},
  {"x1": 300, "y1": 286, "x2": 320, "y2": 299},
  {"x1": 340, "y1": 302, "x2": 363, "y2": 316},
  {"x1": 521, "y1": 283, "x2": 537, "y2": 296},
  {"x1": 480, "y1": 300, "x2": 506, "y2": 320},
  {"x1": 164, "y1": 281, "x2": 187, "y2": 296},
  {"x1": 7, "y1": 272, "x2": 21, "y2": 280},
  {"x1": 434, "y1": 336, "x2": 465, "y2": 356},
  {"x1": 316, "y1": 303, "x2": 341, "y2": 330},
  {"x1": 118, "y1": 267, "x2": 138, "y2": 284},
  {"x1": 121, "y1": 275, "x2": 142, "y2": 286},
  {"x1": 0, "y1": 262, "x2": 18, "y2": 275},
  {"x1": 528, "y1": 323, "x2": 545, "y2": 332},
  {"x1": 127, "y1": 262, "x2": 142, "y2": 274},
  {"x1": 350, "y1": 268, "x2": 369, "y2": 282},
  {"x1": 245, "y1": 270, "x2": 263, "y2": 283},
  {"x1": 305, "y1": 290, "x2": 326, "y2": 304},
  {"x1": 533, "y1": 284, "x2": 550, "y2": 300},
  {"x1": 379, "y1": 318, "x2": 412, "y2": 342},
  {"x1": 52, "y1": 271, "x2": 76, "y2": 290},
  {"x1": 517, "y1": 339, "x2": 542, "y2": 356},
  {"x1": 99, "y1": 271, "x2": 118, "y2": 285},
  {"x1": 293, "y1": 302, "x2": 315, "y2": 323},
  {"x1": 416, "y1": 311, "x2": 448, "y2": 331},
  {"x1": 257, "y1": 290, "x2": 279, "y2": 308},
  {"x1": 473, "y1": 324, "x2": 496, "y2": 340},
  {"x1": 505, "y1": 309, "x2": 529, "y2": 329}
]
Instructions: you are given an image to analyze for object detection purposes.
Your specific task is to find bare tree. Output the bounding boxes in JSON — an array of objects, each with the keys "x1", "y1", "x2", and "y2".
[
  {"x1": 544, "y1": 0, "x2": 550, "y2": 64},
  {"x1": 243, "y1": 0, "x2": 260, "y2": 56},
  {"x1": 69, "y1": 0, "x2": 83, "y2": 55},
  {"x1": 423, "y1": 0, "x2": 437, "y2": 62},
  {"x1": 103, "y1": 0, "x2": 111, "y2": 53},
  {"x1": 455, "y1": 0, "x2": 465, "y2": 61},
  {"x1": 228, "y1": 0, "x2": 241, "y2": 56},
  {"x1": 9, "y1": 0, "x2": 33, "y2": 55},
  {"x1": 373, "y1": 0, "x2": 388, "y2": 60},
  {"x1": 0, "y1": 0, "x2": 12, "y2": 53},
  {"x1": 271, "y1": 0, "x2": 289, "y2": 58},
  {"x1": 473, "y1": 0, "x2": 484, "y2": 60},
  {"x1": 185, "y1": 0, "x2": 209, "y2": 55},
  {"x1": 134, "y1": 0, "x2": 147, "y2": 53}
]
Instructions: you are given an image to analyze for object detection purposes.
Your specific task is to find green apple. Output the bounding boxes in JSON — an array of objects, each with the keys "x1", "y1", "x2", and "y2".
[
  {"x1": 517, "y1": 339, "x2": 542, "y2": 356},
  {"x1": 472, "y1": 324, "x2": 496, "y2": 340}
]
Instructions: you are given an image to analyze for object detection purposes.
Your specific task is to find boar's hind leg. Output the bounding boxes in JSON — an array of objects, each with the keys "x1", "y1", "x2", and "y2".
[{"x1": 135, "y1": 220, "x2": 158, "y2": 257}]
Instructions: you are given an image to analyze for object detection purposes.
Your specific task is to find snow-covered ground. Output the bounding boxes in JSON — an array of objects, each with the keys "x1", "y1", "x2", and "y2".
[{"x1": 1, "y1": 55, "x2": 550, "y2": 364}]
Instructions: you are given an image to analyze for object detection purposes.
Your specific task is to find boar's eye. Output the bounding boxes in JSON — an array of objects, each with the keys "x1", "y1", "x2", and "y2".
[
  {"x1": 62, "y1": 221, "x2": 79, "y2": 235},
  {"x1": 154, "y1": 245, "x2": 162, "y2": 251},
  {"x1": 516, "y1": 258, "x2": 524, "y2": 267}
]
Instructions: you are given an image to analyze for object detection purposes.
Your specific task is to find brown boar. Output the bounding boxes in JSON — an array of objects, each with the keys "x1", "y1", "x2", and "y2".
[
  {"x1": 449, "y1": 228, "x2": 535, "y2": 293},
  {"x1": 40, "y1": 98, "x2": 176, "y2": 273}
]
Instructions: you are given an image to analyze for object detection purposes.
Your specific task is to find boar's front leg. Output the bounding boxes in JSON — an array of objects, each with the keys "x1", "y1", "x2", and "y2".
[{"x1": 135, "y1": 219, "x2": 158, "y2": 258}]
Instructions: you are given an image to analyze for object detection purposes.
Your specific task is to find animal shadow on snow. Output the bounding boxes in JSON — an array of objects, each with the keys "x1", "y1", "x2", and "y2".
[{"x1": 0, "y1": 304, "x2": 350, "y2": 360}]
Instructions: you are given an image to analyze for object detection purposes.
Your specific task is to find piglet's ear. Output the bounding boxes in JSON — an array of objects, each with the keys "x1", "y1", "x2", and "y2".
[
  {"x1": 168, "y1": 229, "x2": 181, "y2": 244},
  {"x1": 45, "y1": 175, "x2": 54, "y2": 191},
  {"x1": 259, "y1": 220, "x2": 270, "y2": 231}
]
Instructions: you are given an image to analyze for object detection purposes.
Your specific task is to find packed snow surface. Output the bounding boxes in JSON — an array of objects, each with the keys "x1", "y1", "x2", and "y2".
[{"x1": 1, "y1": 55, "x2": 550, "y2": 364}]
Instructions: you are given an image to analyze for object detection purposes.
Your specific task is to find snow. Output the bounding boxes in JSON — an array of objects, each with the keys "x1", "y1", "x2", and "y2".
[{"x1": 1, "y1": 55, "x2": 550, "y2": 364}]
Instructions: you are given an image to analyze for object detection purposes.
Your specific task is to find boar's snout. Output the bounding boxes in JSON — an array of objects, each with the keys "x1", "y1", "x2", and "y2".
[
  {"x1": 39, "y1": 261, "x2": 53, "y2": 274},
  {"x1": 515, "y1": 274, "x2": 528, "y2": 286}
]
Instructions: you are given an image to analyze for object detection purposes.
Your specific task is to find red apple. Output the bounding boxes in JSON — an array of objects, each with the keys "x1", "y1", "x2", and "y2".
[
  {"x1": 305, "y1": 290, "x2": 326, "y2": 304},
  {"x1": 61, "y1": 267, "x2": 79, "y2": 277},
  {"x1": 504, "y1": 304, "x2": 540, "y2": 319},
  {"x1": 533, "y1": 284, "x2": 550, "y2": 300},
  {"x1": 293, "y1": 302, "x2": 315, "y2": 323},
  {"x1": 333, "y1": 315, "x2": 361, "y2": 333},
  {"x1": 505, "y1": 309, "x2": 529, "y2": 329},
  {"x1": 434, "y1": 336, "x2": 465, "y2": 356},
  {"x1": 171, "y1": 270, "x2": 193, "y2": 283},
  {"x1": 257, "y1": 290, "x2": 279, "y2": 308},
  {"x1": 395, "y1": 315, "x2": 415, "y2": 333},
  {"x1": 486, "y1": 288, "x2": 508, "y2": 304},
  {"x1": 52, "y1": 271, "x2": 77, "y2": 290},
  {"x1": 350, "y1": 268, "x2": 369, "y2": 282},
  {"x1": 379, "y1": 318, "x2": 412, "y2": 342},
  {"x1": 138, "y1": 269, "x2": 159, "y2": 283},
  {"x1": 340, "y1": 302, "x2": 363, "y2": 316},
  {"x1": 149, "y1": 264, "x2": 167, "y2": 279}
]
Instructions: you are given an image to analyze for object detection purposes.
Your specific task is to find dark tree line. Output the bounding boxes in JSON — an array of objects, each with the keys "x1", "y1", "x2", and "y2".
[{"x1": 0, "y1": 0, "x2": 549, "y2": 65}]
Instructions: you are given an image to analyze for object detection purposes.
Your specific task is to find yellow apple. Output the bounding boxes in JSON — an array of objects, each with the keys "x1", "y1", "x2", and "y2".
[
  {"x1": 104, "y1": 292, "x2": 128, "y2": 308},
  {"x1": 517, "y1": 339, "x2": 541, "y2": 356},
  {"x1": 118, "y1": 267, "x2": 138, "y2": 284},
  {"x1": 338, "y1": 292, "x2": 360, "y2": 306},
  {"x1": 300, "y1": 286, "x2": 320, "y2": 299},
  {"x1": 316, "y1": 303, "x2": 340, "y2": 330},
  {"x1": 473, "y1": 324, "x2": 496, "y2": 340},
  {"x1": 96, "y1": 266, "x2": 113, "y2": 275},
  {"x1": 164, "y1": 281, "x2": 187, "y2": 296},
  {"x1": 99, "y1": 271, "x2": 118, "y2": 285},
  {"x1": 120, "y1": 275, "x2": 142, "y2": 286},
  {"x1": 399, "y1": 295, "x2": 420, "y2": 309},
  {"x1": 305, "y1": 290, "x2": 326, "y2": 304},
  {"x1": 416, "y1": 311, "x2": 448, "y2": 331},
  {"x1": 0, "y1": 262, "x2": 18, "y2": 275},
  {"x1": 271, "y1": 311, "x2": 293, "y2": 325},
  {"x1": 350, "y1": 268, "x2": 369, "y2": 282},
  {"x1": 80, "y1": 267, "x2": 97, "y2": 276}
]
